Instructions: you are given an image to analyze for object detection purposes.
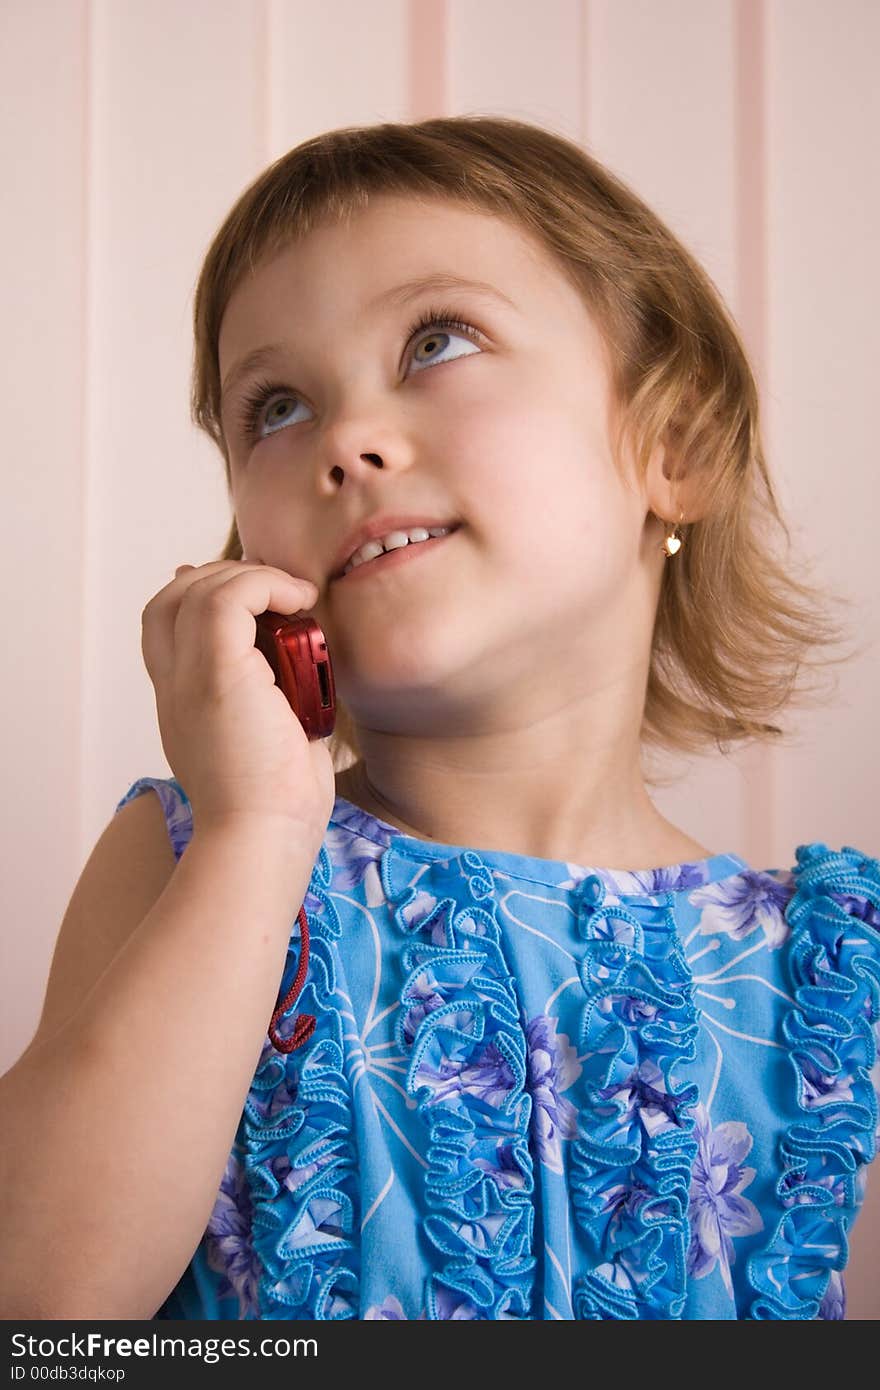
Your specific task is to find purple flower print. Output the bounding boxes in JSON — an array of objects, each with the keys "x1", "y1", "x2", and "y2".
[
  {"x1": 432, "y1": 1286, "x2": 480, "y2": 1319},
  {"x1": 402, "y1": 972, "x2": 448, "y2": 1043},
  {"x1": 593, "y1": 1181, "x2": 665, "y2": 1266},
  {"x1": 525, "y1": 1015, "x2": 581, "y2": 1173},
  {"x1": 603, "y1": 994, "x2": 660, "y2": 1027},
  {"x1": 799, "y1": 1052, "x2": 854, "y2": 1111},
  {"x1": 473, "y1": 1138, "x2": 528, "y2": 1190},
  {"x1": 266, "y1": 1075, "x2": 299, "y2": 1120},
  {"x1": 598, "y1": 1179, "x2": 655, "y2": 1229},
  {"x1": 564, "y1": 862, "x2": 713, "y2": 898},
  {"x1": 402, "y1": 889, "x2": 446, "y2": 938},
  {"x1": 780, "y1": 1166, "x2": 847, "y2": 1210},
  {"x1": 205, "y1": 1152, "x2": 261, "y2": 1318},
  {"x1": 817, "y1": 1269, "x2": 846, "y2": 1319},
  {"x1": 690, "y1": 870, "x2": 791, "y2": 949},
  {"x1": 831, "y1": 887, "x2": 880, "y2": 932},
  {"x1": 270, "y1": 1148, "x2": 336, "y2": 1194},
  {"x1": 631, "y1": 863, "x2": 716, "y2": 896},
  {"x1": 596, "y1": 1057, "x2": 686, "y2": 1141},
  {"x1": 285, "y1": 1195, "x2": 346, "y2": 1250},
  {"x1": 325, "y1": 807, "x2": 389, "y2": 890},
  {"x1": 365, "y1": 1295, "x2": 407, "y2": 1319},
  {"x1": 417, "y1": 1041, "x2": 516, "y2": 1109},
  {"x1": 687, "y1": 1103, "x2": 763, "y2": 1297}
]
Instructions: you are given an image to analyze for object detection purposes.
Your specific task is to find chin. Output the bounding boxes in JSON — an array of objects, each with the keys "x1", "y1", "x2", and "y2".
[{"x1": 339, "y1": 618, "x2": 467, "y2": 673}]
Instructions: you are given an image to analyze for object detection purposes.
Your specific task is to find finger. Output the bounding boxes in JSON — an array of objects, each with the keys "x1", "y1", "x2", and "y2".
[
  {"x1": 143, "y1": 561, "x2": 314, "y2": 683},
  {"x1": 173, "y1": 566, "x2": 318, "y2": 695},
  {"x1": 144, "y1": 564, "x2": 232, "y2": 685},
  {"x1": 173, "y1": 563, "x2": 318, "y2": 613},
  {"x1": 141, "y1": 565, "x2": 209, "y2": 682}
]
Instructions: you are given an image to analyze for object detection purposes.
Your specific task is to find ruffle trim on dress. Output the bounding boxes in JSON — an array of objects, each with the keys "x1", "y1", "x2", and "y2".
[
  {"x1": 240, "y1": 842, "x2": 362, "y2": 1319},
  {"x1": 383, "y1": 845, "x2": 537, "y2": 1320},
  {"x1": 745, "y1": 843, "x2": 880, "y2": 1319},
  {"x1": 568, "y1": 874, "x2": 700, "y2": 1319}
]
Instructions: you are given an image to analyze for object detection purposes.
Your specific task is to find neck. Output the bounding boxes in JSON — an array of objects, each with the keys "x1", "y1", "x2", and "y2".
[{"x1": 336, "y1": 736, "x2": 710, "y2": 873}]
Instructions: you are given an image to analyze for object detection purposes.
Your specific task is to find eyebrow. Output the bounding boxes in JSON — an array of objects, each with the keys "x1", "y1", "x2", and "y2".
[{"x1": 219, "y1": 273, "x2": 517, "y2": 408}]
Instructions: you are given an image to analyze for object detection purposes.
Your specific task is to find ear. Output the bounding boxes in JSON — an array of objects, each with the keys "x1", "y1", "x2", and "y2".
[{"x1": 642, "y1": 433, "x2": 710, "y2": 527}]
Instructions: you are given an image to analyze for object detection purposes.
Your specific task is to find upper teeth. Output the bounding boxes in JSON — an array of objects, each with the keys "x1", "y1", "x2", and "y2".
[{"x1": 343, "y1": 526, "x2": 453, "y2": 575}]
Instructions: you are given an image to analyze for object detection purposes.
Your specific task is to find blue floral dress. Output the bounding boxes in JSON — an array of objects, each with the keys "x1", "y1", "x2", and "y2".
[{"x1": 114, "y1": 776, "x2": 880, "y2": 1321}]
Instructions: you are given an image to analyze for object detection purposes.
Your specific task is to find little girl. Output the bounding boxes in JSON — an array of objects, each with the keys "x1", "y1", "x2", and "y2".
[{"x1": 2, "y1": 116, "x2": 878, "y2": 1322}]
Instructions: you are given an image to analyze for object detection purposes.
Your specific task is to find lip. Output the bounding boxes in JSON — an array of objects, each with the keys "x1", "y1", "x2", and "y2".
[
  {"x1": 331, "y1": 528, "x2": 459, "y2": 584},
  {"x1": 330, "y1": 515, "x2": 460, "y2": 579}
]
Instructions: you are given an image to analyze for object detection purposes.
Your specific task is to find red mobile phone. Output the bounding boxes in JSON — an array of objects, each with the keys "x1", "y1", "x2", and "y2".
[{"x1": 253, "y1": 610, "x2": 336, "y2": 740}]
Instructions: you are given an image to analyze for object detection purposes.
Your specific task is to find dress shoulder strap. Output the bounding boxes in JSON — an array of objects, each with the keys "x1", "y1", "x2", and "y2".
[{"x1": 114, "y1": 775, "x2": 193, "y2": 863}]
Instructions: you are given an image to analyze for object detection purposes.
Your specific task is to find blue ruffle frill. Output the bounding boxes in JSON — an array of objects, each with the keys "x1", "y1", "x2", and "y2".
[
  {"x1": 745, "y1": 843, "x2": 880, "y2": 1318},
  {"x1": 241, "y1": 843, "x2": 361, "y2": 1319},
  {"x1": 383, "y1": 846, "x2": 537, "y2": 1319},
  {"x1": 568, "y1": 874, "x2": 700, "y2": 1318}
]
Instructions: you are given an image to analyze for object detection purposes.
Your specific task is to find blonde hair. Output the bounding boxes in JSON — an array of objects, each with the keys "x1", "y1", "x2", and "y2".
[{"x1": 190, "y1": 115, "x2": 859, "y2": 784}]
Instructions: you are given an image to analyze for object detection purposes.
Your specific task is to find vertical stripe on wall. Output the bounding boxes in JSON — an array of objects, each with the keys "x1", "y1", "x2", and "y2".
[
  {"x1": 733, "y1": 0, "x2": 775, "y2": 866},
  {"x1": 409, "y1": 0, "x2": 449, "y2": 121}
]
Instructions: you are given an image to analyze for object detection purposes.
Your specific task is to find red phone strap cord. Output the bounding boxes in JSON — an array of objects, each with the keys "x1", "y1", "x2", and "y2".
[{"x1": 268, "y1": 903, "x2": 316, "y2": 1053}]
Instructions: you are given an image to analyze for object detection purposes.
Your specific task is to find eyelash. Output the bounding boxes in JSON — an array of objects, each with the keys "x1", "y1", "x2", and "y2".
[{"x1": 235, "y1": 306, "x2": 483, "y2": 442}]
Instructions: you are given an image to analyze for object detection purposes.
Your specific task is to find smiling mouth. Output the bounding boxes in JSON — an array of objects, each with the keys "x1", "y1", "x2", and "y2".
[{"x1": 331, "y1": 525, "x2": 461, "y2": 584}]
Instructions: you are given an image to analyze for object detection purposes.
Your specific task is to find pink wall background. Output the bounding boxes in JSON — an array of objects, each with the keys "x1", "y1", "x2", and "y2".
[{"x1": 2, "y1": 0, "x2": 877, "y2": 1311}]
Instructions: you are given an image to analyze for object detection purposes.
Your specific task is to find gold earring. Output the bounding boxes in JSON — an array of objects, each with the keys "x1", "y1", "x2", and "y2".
[{"x1": 662, "y1": 509, "x2": 685, "y2": 557}]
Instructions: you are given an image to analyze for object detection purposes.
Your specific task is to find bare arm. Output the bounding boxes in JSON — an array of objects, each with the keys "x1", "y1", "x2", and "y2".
[{"x1": 0, "y1": 815, "x2": 319, "y2": 1320}]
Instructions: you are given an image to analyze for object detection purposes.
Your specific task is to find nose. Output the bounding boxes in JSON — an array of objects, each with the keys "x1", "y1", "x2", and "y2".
[
  {"x1": 315, "y1": 400, "x2": 415, "y2": 489},
  {"x1": 324, "y1": 451, "x2": 386, "y2": 488}
]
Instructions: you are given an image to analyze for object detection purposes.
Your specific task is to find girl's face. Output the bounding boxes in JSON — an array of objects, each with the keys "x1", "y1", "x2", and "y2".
[{"x1": 218, "y1": 194, "x2": 665, "y2": 738}]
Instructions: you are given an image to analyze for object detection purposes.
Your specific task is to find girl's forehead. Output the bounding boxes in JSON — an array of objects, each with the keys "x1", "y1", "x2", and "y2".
[
  {"x1": 231, "y1": 201, "x2": 565, "y2": 328},
  {"x1": 309, "y1": 190, "x2": 522, "y2": 234},
  {"x1": 264, "y1": 196, "x2": 545, "y2": 274}
]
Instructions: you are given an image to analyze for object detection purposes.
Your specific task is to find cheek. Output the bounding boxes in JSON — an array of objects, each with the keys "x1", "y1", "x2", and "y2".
[
  {"x1": 463, "y1": 405, "x2": 631, "y2": 593},
  {"x1": 234, "y1": 499, "x2": 309, "y2": 576},
  {"x1": 233, "y1": 468, "x2": 293, "y2": 539},
  {"x1": 462, "y1": 400, "x2": 601, "y2": 532},
  {"x1": 233, "y1": 502, "x2": 266, "y2": 563}
]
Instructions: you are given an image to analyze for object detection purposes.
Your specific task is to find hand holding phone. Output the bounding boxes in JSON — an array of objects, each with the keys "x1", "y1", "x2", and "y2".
[
  {"x1": 253, "y1": 611, "x2": 336, "y2": 741},
  {"x1": 142, "y1": 561, "x2": 336, "y2": 837}
]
